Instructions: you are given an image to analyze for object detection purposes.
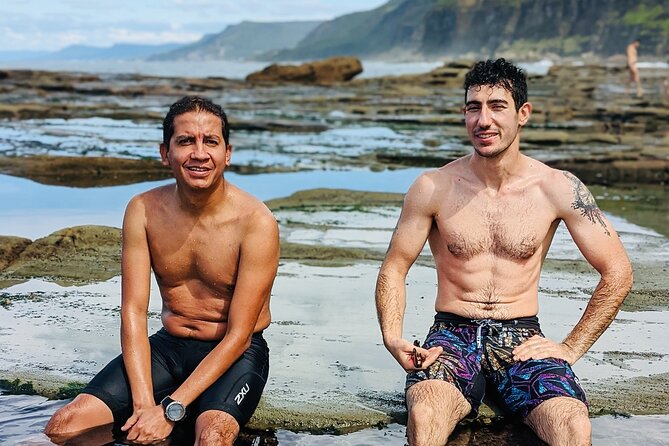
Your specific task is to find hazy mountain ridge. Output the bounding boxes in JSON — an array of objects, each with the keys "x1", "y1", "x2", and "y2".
[
  {"x1": 3, "y1": 1, "x2": 667, "y2": 63},
  {"x1": 278, "y1": 0, "x2": 669, "y2": 60},
  {"x1": 0, "y1": 43, "x2": 183, "y2": 62},
  {"x1": 150, "y1": 20, "x2": 322, "y2": 61}
]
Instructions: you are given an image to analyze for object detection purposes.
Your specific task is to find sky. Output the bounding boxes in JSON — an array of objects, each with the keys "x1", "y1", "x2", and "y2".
[{"x1": 1, "y1": 0, "x2": 388, "y2": 52}]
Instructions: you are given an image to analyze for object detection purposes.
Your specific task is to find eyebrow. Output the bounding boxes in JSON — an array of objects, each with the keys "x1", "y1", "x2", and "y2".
[
  {"x1": 175, "y1": 134, "x2": 221, "y2": 141},
  {"x1": 465, "y1": 98, "x2": 509, "y2": 107}
]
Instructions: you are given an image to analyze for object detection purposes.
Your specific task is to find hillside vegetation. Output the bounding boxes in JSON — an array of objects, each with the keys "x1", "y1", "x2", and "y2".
[{"x1": 275, "y1": 0, "x2": 669, "y2": 60}]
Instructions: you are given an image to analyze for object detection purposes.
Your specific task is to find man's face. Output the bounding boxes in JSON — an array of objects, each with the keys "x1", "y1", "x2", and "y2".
[
  {"x1": 464, "y1": 84, "x2": 531, "y2": 158},
  {"x1": 159, "y1": 110, "x2": 231, "y2": 190}
]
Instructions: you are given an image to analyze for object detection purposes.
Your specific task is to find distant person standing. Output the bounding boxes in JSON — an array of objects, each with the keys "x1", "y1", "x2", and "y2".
[{"x1": 626, "y1": 40, "x2": 643, "y2": 97}]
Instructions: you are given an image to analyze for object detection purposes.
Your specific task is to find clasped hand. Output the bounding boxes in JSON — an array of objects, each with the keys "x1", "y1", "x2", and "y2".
[{"x1": 121, "y1": 405, "x2": 174, "y2": 444}]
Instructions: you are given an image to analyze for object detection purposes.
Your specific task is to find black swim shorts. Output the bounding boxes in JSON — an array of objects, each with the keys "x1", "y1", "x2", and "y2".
[{"x1": 82, "y1": 328, "x2": 269, "y2": 427}]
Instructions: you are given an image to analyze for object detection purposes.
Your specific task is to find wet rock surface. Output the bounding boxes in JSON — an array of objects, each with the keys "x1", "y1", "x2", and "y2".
[
  {"x1": 0, "y1": 61, "x2": 667, "y2": 186},
  {"x1": 246, "y1": 56, "x2": 363, "y2": 84},
  {"x1": 1, "y1": 186, "x2": 668, "y2": 435},
  {"x1": 0, "y1": 225, "x2": 121, "y2": 284},
  {"x1": 0, "y1": 62, "x2": 668, "y2": 440}
]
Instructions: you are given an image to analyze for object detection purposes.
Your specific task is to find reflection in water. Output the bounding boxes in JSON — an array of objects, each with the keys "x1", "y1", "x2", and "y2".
[
  {"x1": 3, "y1": 392, "x2": 668, "y2": 446},
  {"x1": 0, "y1": 392, "x2": 280, "y2": 446},
  {"x1": 0, "y1": 169, "x2": 425, "y2": 240}
]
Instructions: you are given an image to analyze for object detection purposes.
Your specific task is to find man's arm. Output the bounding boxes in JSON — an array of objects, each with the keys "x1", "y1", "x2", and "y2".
[
  {"x1": 118, "y1": 196, "x2": 166, "y2": 440},
  {"x1": 376, "y1": 173, "x2": 443, "y2": 370},
  {"x1": 513, "y1": 171, "x2": 633, "y2": 365},
  {"x1": 169, "y1": 208, "x2": 279, "y2": 405}
]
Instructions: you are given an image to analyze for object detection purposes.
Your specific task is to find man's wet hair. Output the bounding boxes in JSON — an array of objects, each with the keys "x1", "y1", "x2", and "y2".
[
  {"x1": 464, "y1": 58, "x2": 528, "y2": 111},
  {"x1": 163, "y1": 96, "x2": 230, "y2": 146}
]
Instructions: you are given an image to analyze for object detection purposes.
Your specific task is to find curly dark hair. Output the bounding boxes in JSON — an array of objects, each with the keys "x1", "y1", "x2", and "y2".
[
  {"x1": 162, "y1": 96, "x2": 229, "y2": 147},
  {"x1": 463, "y1": 58, "x2": 527, "y2": 111}
]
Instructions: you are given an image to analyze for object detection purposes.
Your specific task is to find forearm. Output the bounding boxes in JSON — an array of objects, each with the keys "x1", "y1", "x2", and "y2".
[
  {"x1": 375, "y1": 268, "x2": 407, "y2": 347},
  {"x1": 170, "y1": 332, "x2": 252, "y2": 406},
  {"x1": 562, "y1": 268, "x2": 633, "y2": 362},
  {"x1": 121, "y1": 313, "x2": 154, "y2": 408}
]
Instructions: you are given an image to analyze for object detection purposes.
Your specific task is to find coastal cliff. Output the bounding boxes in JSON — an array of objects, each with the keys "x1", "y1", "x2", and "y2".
[{"x1": 274, "y1": 0, "x2": 669, "y2": 60}]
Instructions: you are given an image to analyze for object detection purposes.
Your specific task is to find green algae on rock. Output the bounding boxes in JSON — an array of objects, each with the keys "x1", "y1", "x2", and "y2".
[{"x1": 0, "y1": 225, "x2": 121, "y2": 284}]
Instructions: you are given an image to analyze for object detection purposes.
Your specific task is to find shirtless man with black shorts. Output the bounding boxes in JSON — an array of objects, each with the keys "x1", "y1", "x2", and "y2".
[
  {"x1": 375, "y1": 59, "x2": 633, "y2": 446},
  {"x1": 45, "y1": 96, "x2": 279, "y2": 445}
]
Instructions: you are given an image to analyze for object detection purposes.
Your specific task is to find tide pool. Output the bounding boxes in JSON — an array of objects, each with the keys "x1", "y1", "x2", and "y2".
[{"x1": 0, "y1": 169, "x2": 423, "y2": 239}]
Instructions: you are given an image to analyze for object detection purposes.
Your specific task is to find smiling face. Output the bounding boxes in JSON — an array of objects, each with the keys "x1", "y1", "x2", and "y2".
[
  {"x1": 160, "y1": 110, "x2": 231, "y2": 190},
  {"x1": 464, "y1": 84, "x2": 531, "y2": 159}
]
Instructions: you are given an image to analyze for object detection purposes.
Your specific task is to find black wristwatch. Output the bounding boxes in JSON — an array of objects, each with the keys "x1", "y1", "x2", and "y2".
[{"x1": 160, "y1": 396, "x2": 186, "y2": 422}]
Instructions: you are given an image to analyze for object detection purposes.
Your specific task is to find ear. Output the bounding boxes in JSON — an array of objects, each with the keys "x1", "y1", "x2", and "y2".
[
  {"x1": 517, "y1": 102, "x2": 532, "y2": 127},
  {"x1": 159, "y1": 143, "x2": 170, "y2": 166},
  {"x1": 225, "y1": 144, "x2": 233, "y2": 166}
]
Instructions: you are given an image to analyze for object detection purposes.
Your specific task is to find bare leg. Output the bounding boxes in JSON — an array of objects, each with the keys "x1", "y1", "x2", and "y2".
[
  {"x1": 194, "y1": 409, "x2": 240, "y2": 446},
  {"x1": 44, "y1": 394, "x2": 114, "y2": 445},
  {"x1": 524, "y1": 397, "x2": 591, "y2": 446},
  {"x1": 406, "y1": 380, "x2": 471, "y2": 446},
  {"x1": 630, "y1": 67, "x2": 643, "y2": 97}
]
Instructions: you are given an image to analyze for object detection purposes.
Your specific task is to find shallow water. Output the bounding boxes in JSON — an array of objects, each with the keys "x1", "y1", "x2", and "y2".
[
  {"x1": 2, "y1": 393, "x2": 668, "y2": 445},
  {"x1": 0, "y1": 170, "x2": 425, "y2": 239},
  {"x1": 1, "y1": 248, "x2": 668, "y2": 443},
  {"x1": 1, "y1": 58, "x2": 668, "y2": 442}
]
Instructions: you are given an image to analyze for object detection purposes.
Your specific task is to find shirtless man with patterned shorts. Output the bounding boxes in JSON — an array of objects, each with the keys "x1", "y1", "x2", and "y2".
[{"x1": 376, "y1": 59, "x2": 633, "y2": 446}]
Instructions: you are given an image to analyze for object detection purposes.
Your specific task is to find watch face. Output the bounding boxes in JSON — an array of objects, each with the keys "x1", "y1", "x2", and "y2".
[{"x1": 166, "y1": 401, "x2": 186, "y2": 421}]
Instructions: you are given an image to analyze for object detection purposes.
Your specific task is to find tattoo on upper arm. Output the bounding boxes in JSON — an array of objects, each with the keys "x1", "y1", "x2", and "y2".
[{"x1": 563, "y1": 172, "x2": 610, "y2": 236}]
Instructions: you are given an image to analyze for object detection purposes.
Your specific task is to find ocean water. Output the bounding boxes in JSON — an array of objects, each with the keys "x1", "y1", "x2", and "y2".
[
  {"x1": 0, "y1": 58, "x2": 555, "y2": 80},
  {"x1": 0, "y1": 59, "x2": 446, "y2": 80}
]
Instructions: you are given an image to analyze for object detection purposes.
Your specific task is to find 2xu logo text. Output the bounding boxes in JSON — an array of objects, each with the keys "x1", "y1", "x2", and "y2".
[{"x1": 235, "y1": 383, "x2": 250, "y2": 405}]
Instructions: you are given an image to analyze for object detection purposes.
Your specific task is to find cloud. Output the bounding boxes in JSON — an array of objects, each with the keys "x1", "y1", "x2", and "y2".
[
  {"x1": 0, "y1": 0, "x2": 387, "y2": 51},
  {"x1": 0, "y1": 27, "x2": 89, "y2": 51}
]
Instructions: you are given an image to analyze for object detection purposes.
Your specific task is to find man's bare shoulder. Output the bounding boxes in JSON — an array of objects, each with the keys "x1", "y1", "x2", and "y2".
[
  {"x1": 416, "y1": 156, "x2": 470, "y2": 186},
  {"x1": 124, "y1": 184, "x2": 174, "y2": 219},
  {"x1": 403, "y1": 161, "x2": 469, "y2": 214},
  {"x1": 129, "y1": 184, "x2": 174, "y2": 206},
  {"x1": 533, "y1": 163, "x2": 589, "y2": 213},
  {"x1": 227, "y1": 183, "x2": 277, "y2": 229}
]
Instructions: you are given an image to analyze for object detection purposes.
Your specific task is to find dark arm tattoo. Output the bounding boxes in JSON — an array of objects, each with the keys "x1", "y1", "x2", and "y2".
[{"x1": 563, "y1": 172, "x2": 610, "y2": 236}]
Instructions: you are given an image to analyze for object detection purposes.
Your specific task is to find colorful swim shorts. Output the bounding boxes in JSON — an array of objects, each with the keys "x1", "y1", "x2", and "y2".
[{"x1": 405, "y1": 312, "x2": 587, "y2": 418}]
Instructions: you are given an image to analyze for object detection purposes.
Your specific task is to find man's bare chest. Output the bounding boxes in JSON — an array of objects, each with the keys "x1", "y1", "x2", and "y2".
[
  {"x1": 148, "y1": 224, "x2": 240, "y2": 287},
  {"x1": 434, "y1": 196, "x2": 554, "y2": 261}
]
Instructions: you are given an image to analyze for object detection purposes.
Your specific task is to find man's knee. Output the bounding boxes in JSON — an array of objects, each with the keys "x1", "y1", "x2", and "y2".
[
  {"x1": 44, "y1": 394, "x2": 109, "y2": 437},
  {"x1": 526, "y1": 397, "x2": 590, "y2": 445},
  {"x1": 406, "y1": 380, "x2": 470, "y2": 445},
  {"x1": 564, "y1": 409, "x2": 591, "y2": 443},
  {"x1": 195, "y1": 410, "x2": 240, "y2": 446},
  {"x1": 408, "y1": 398, "x2": 438, "y2": 426}
]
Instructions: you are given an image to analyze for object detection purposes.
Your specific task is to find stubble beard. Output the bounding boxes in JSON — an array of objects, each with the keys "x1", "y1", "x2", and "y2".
[{"x1": 472, "y1": 141, "x2": 510, "y2": 159}]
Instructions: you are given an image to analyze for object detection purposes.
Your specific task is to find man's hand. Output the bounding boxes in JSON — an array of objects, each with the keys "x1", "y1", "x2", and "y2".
[
  {"x1": 512, "y1": 335, "x2": 578, "y2": 365},
  {"x1": 121, "y1": 405, "x2": 174, "y2": 445},
  {"x1": 386, "y1": 338, "x2": 443, "y2": 371}
]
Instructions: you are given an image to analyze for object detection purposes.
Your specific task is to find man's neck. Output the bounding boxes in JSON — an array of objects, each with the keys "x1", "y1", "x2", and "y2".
[
  {"x1": 469, "y1": 146, "x2": 525, "y2": 191},
  {"x1": 174, "y1": 179, "x2": 228, "y2": 215}
]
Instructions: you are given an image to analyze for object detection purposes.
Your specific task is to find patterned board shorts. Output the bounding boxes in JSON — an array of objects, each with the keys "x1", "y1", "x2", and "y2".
[{"x1": 406, "y1": 312, "x2": 588, "y2": 418}]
